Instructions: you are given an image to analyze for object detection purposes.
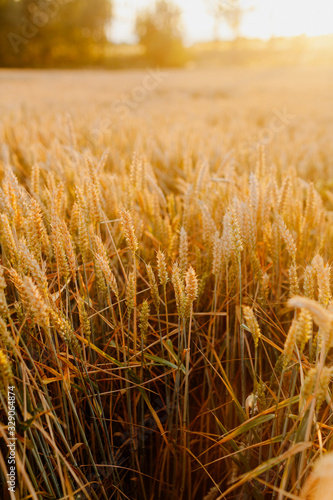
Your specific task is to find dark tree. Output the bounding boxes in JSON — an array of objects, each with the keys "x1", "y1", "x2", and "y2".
[{"x1": 0, "y1": 0, "x2": 113, "y2": 67}]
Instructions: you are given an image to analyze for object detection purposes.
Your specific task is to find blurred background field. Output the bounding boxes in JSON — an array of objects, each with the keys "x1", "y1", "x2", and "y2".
[{"x1": 1, "y1": 65, "x2": 333, "y2": 183}]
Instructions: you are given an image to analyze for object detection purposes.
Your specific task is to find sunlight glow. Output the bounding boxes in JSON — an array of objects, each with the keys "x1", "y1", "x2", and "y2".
[{"x1": 112, "y1": 0, "x2": 333, "y2": 44}]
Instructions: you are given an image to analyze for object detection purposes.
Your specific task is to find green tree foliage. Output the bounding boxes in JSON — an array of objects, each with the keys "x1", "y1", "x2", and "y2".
[
  {"x1": 0, "y1": 0, "x2": 113, "y2": 67},
  {"x1": 135, "y1": 0, "x2": 187, "y2": 67}
]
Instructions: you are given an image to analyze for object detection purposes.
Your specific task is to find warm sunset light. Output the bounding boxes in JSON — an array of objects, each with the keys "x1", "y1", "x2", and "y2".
[
  {"x1": 1, "y1": 0, "x2": 333, "y2": 499},
  {"x1": 113, "y1": 0, "x2": 333, "y2": 43}
]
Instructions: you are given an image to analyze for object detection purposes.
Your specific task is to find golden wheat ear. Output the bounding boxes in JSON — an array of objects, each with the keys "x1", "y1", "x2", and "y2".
[{"x1": 300, "y1": 453, "x2": 333, "y2": 500}]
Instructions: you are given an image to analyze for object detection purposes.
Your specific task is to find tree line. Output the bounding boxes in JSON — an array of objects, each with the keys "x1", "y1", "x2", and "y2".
[
  {"x1": 0, "y1": 0, "x2": 112, "y2": 67},
  {"x1": 0, "y1": 0, "x2": 242, "y2": 68}
]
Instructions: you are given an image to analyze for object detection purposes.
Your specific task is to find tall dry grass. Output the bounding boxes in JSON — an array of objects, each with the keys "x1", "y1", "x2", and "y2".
[{"x1": 0, "y1": 68, "x2": 333, "y2": 499}]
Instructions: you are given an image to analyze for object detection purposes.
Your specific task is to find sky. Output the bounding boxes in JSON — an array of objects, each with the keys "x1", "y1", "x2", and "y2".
[{"x1": 111, "y1": 0, "x2": 333, "y2": 45}]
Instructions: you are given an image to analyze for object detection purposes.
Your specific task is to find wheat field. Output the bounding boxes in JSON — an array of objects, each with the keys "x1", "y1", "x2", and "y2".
[{"x1": 0, "y1": 67, "x2": 333, "y2": 499}]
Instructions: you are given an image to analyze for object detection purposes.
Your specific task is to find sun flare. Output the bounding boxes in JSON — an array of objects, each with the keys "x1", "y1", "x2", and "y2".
[{"x1": 113, "y1": 0, "x2": 333, "y2": 43}]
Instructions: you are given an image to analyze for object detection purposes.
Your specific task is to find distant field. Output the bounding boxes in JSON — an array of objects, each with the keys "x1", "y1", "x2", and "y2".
[
  {"x1": 1, "y1": 67, "x2": 333, "y2": 182},
  {"x1": 1, "y1": 67, "x2": 333, "y2": 499}
]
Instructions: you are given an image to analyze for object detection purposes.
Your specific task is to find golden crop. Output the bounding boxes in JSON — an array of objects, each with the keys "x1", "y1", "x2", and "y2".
[{"x1": 0, "y1": 67, "x2": 333, "y2": 499}]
